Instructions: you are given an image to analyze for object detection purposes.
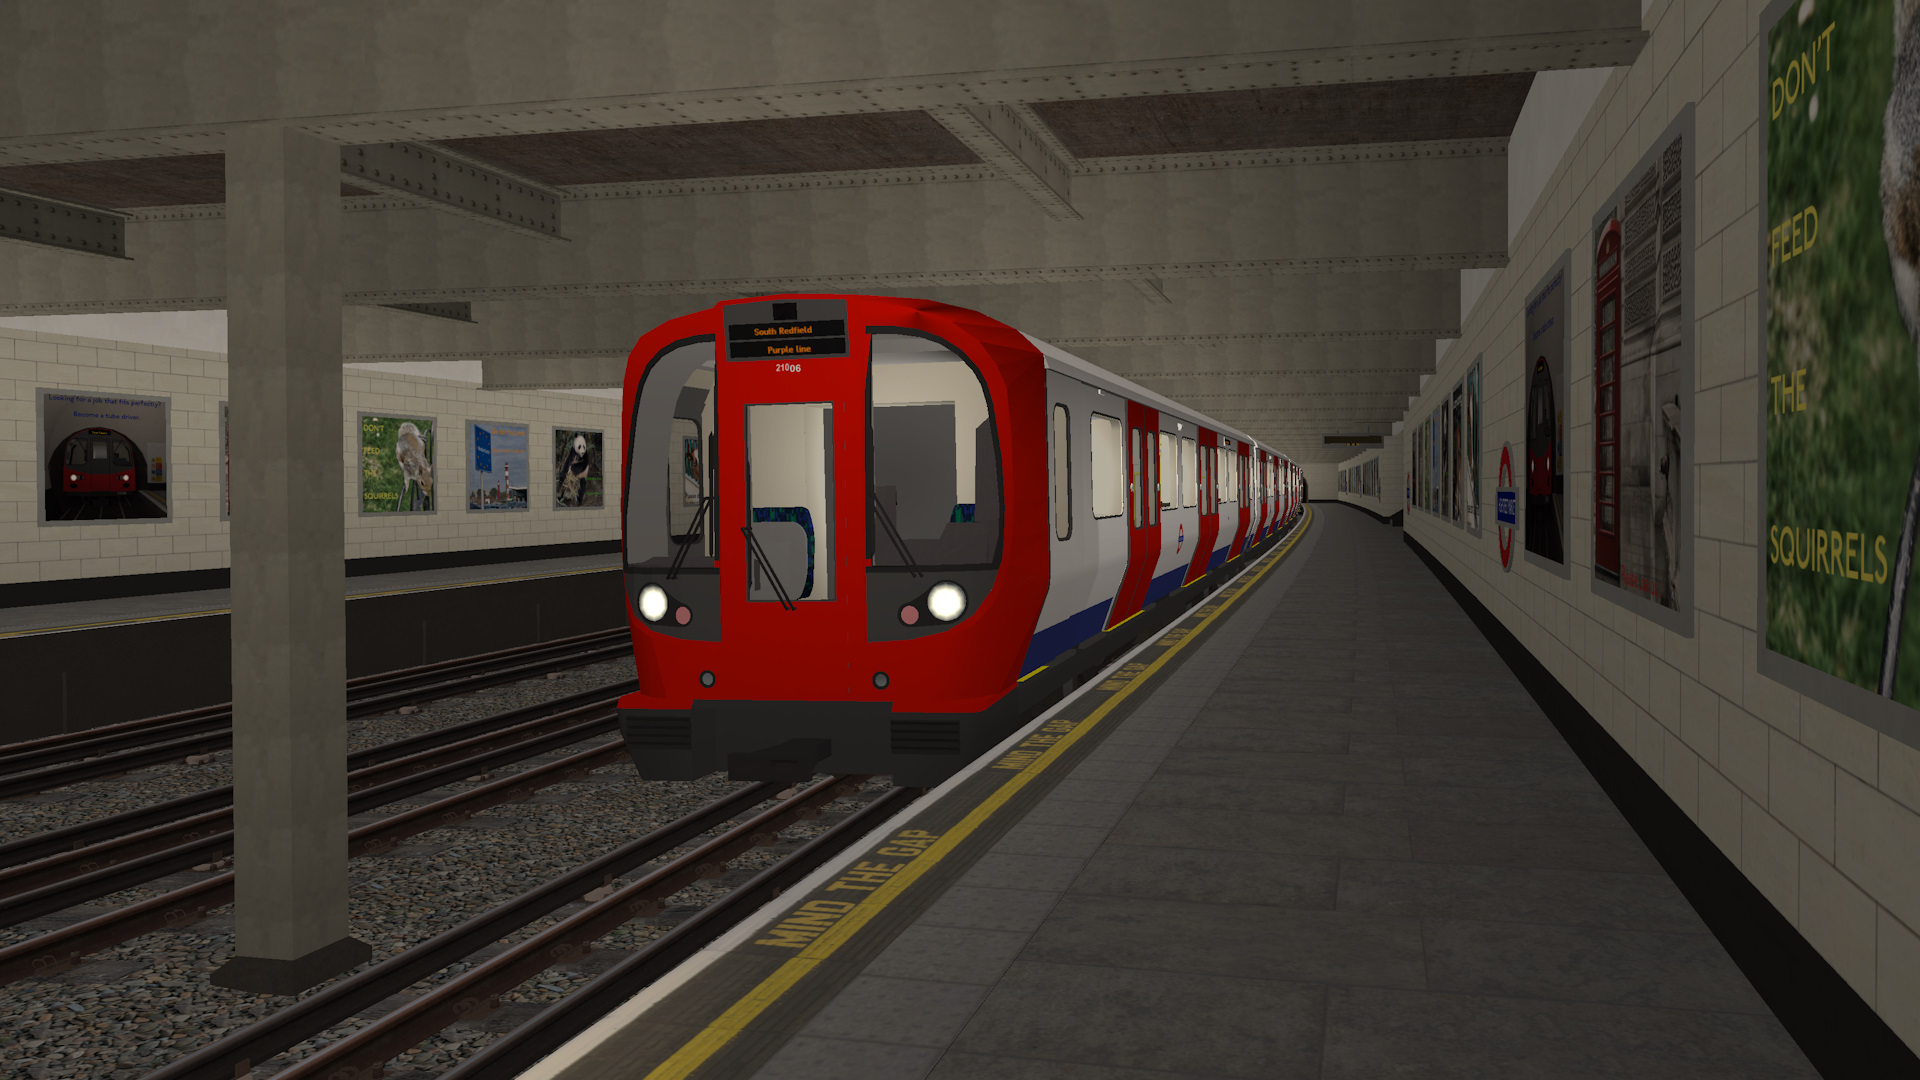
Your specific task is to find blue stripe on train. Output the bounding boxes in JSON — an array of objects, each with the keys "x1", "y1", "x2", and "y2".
[
  {"x1": 1020, "y1": 598, "x2": 1111, "y2": 676},
  {"x1": 1142, "y1": 563, "x2": 1187, "y2": 606}
]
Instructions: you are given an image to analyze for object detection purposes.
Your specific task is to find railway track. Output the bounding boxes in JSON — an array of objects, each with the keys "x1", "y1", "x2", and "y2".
[
  {"x1": 0, "y1": 677, "x2": 639, "y2": 873},
  {"x1": 139, "y1": 775, "x2": 919, "y2": 1080},
  {"x1": 0, "y1": 626, "x2": 632, "y2": 798},
  {"x1": 0, "y1": 693, "x2": 631, "y2": 935}
]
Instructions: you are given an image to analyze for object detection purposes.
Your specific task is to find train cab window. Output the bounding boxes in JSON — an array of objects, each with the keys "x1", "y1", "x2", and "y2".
[
  {"x1": 869, "y1": 333, "x2": 1002, "y2": 568},
  {"x1": 746, "y1": 402, "x2": 834, "y2": 601},
  {"x1": 1052, "y1": 405, "x2": 1071, "y2": 540},
  {"x1": 1181, "y1": 436, "x2": 1197, "y2": 507},
  {"x1": 1158, "y1": 432, "x2": 1176, "y2": 511},
  {"x1": 625, "y1": 339, "x2": 718, "y2": 573},
  {"x1": 1090, "y1": 413, "x2": 1123, "y2": 518},
  {"x1": 66, "y1": 440, "x2": 87, "y2": 467},
  {"x1": 110, "y1": 441, "x2": 131, "y2": 467}
]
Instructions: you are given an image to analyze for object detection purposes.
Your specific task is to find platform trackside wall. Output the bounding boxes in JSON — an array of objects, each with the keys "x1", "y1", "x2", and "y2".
[
  {"x1": 1404, "y1": 0, "x2": 1920, "y2": 1053},
  {"x1": 0, "y1": 327, "x2": 621, "y2": 588}
]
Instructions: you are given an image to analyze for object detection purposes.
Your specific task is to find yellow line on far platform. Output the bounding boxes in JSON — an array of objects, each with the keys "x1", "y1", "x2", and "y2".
[{"x1": 644, "y1": 506, "x2": 1314, "y2": 1080}]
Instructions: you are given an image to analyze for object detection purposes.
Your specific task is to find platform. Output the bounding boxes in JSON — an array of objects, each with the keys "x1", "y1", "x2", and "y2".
[
  {"x1": 0, "y1": 552, "x2": 627, "y2": 743},
  {"x1": 0, "y1": 551, "x2": 619, "y2": 640},
  {"x1": 528, "y1": 506, "x2": 1818, "y2": 1080}
]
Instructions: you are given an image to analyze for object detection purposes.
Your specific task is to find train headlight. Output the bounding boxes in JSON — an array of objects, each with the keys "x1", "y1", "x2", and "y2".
[
  {"x1": 927, "y1": 581, "x2": 967, "y2": 622},
  {"x1": 638, "y1": 584, "x2": 669, "y2": 623},
  {"x1": 69, "y1": 474, "x2": 78, "y2": 483}
]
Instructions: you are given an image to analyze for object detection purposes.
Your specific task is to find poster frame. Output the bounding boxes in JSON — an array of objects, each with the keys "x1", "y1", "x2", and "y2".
[
  {"x1": 1753, "y1": 0, "x2": 1920, "y2": 749},
  {"x1": 465, "y1": 417, "x2": 532, "y2": 514},
  {"x1": 357, "y1": 411, "x2": 439, "y2": 518},
  {"x1": 1587, "y1": 103, "x2": 1696, "y2": 637},
  {"x1": 1522, "y1": 249, "x2": 1574, "y2": 580},
  {"x1": 36, "y1": 386, "x2": 173, "y2": 527},
  {"x1": 552, "y1": 426, "x2": 607, "y2": 511},
  {"x1": 219, "y1": 401, "x2": 229, "y2": 523},
  {"x1": 1465, "y1": 357, "x2": 1484, "y2": 536}
]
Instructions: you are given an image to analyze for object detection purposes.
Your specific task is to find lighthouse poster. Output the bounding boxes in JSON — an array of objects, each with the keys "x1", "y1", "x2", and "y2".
[
  {"x1": 467, "y1": 419, "x2": 530, "y2": 512},
  {"x1": 1760, "y1": 0, "x2": 1920, "y2": 720}
]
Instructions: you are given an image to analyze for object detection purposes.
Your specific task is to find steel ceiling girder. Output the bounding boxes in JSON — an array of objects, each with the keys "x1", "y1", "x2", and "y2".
[
  {"x1": 341, "y1": 142, "x2": 566, "y2": 243},
  {"x1": 0, "y1": 188, "x2": 130, "y2": 260}
]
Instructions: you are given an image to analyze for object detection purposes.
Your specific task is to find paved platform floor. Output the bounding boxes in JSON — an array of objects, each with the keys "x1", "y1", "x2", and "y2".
[
  {"x1": 744, "y1": 505, "x2": 1816, "y2": 1078},
  {"x1": 0, "y1": 552, "x2": 619, "y2": 639}
]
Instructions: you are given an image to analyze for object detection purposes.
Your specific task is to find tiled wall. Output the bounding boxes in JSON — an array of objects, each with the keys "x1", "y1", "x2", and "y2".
[
  {"x1": 1405, "y1": 0, "x2": 1920, "y2": 1053},
  {"x1": 1335, "y1": 436, "x2": 1403, "y2": 515},
  {"x1": 0, "y1": 328, "x2": 622, "y2": 586}
]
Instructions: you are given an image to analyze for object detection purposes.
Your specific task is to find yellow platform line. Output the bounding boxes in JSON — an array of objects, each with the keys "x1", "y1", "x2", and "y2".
[
  {"x1": 645, "y1": 506, "x2": 1314, "y2": 1080},
  {"x1": 0, "y1": 564, "x2": 618, "y2": 640}
]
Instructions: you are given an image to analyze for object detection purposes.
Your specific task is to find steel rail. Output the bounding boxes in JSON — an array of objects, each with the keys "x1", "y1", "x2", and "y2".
[
  {"x1": 141, "y1": 779, "x2": 793, "y2": 1080},
  {"x1": 0, "y1": 707, "x2": 622, "y2": 927},
  {"x1": 442, "y1": 785, "x2": 921, "y2": 1080},
  {"x1": 0, "y1": 664, "x2": 641, "y2": 814},
  {"x1": 0, "y1": 627, "x2": 627, "y2": 764},
  {"x1": 0, "y1": 692, "x2": 633, "y2": 902},
  {"x1": 279, "y1": 777, "x2": 904, "y2": 1080},
  {"x1": 0, "y1": 640, "x2": 632, "y2": 796},
  {"x1": 0, "y1": 678, "x2": 637, "y2": 871},
  {"x1": 0, "y1": 739, "x2": 633, "y2": 986}
]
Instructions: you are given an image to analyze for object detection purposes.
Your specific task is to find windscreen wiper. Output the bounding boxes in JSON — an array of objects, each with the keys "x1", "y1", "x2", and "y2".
[
  {"x1": 868, "y1": 489, "x2": 924, "y2": 578},
  {"x1": 666, "y1": 494, "x2": 711, "y2": 580},
  {"x1": 739, "y1": 525, "x2": 796, "y2": 610}
]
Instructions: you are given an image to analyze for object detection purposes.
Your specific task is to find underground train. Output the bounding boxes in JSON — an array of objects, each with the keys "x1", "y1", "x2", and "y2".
[
  {"x1": 48, "y1": 426, "x2": 141, "y2": 498},
  {"x1": 617, "y1": 294, "x2": 1303, "y2": 787}
]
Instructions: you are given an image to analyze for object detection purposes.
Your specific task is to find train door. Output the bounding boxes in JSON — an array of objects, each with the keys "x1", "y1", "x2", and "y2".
[
  {"x1": 1252, "y1": 450, "x2": 1269, "y2": 540},
  {"x1": 1595, "y1": 218, "x2": 1623, "y2": 580},
  {"x1": 719, "y1": 302, "x2": 867, "y2": 699},
  {"x1": 1106, "y1": 398, "x2": 1162, "y2": 630},
  {"x1": 1187, "y1": 428, "x2": 1219, "y2": 583},
  {"x1": 1227, "y1": 440, "x2": 1252, "y2": 558}
]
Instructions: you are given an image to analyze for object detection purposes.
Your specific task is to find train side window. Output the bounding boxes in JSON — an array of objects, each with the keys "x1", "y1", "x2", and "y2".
[
  {"x1": 1052, "y1": 404, "x2": 1071, "y2": 540},
  {"x1": 1158, "y1": 432, "x2": 1176, "y2": 510},
  {"x1": 1090, "y1": 413, "x2": 1123, "y2": 518},
  {"x1": 1181, "y1": 436, "x2": 1197, "y2": 507}
]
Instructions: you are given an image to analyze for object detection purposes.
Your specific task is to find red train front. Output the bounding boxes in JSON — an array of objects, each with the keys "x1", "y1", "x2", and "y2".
[
  {"x1": 616, "y1": 295, "x2": 1049, "y2": 787},
  {"x1": 53, "y1": 428, "x2": 139, "y2": 496}
]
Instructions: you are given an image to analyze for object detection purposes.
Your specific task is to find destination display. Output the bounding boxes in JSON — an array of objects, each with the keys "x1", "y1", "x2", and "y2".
[
  {"x1": 726, "y1": 319, "x2": 849, "y2": 360},
  {"x1": 722, "y1": 298, "x2": 853, "y2": 361}
]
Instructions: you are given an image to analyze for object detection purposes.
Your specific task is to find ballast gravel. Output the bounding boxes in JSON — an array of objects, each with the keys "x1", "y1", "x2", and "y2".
[{"x1": 0, "y1": 657, "x2": 893, "y2": 1080}]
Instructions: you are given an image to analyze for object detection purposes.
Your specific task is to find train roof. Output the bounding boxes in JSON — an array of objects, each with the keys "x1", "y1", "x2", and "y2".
[{"x1": 1019, "y1": 332, "x2": 1284, "y2": 464}]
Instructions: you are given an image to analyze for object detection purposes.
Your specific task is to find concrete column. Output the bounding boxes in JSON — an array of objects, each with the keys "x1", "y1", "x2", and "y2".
[{"x1": 211, "y1": 126, "x2": 368, "y2": 994}]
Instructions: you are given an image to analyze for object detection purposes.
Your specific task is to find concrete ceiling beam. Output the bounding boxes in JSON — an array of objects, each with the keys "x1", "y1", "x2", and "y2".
[
  {"x1": 0, "y1": 156, "x2": 1504, "y2": 312},
  {"x1": 0, "y1": 1, "x2": 1646, "y2": 164}
]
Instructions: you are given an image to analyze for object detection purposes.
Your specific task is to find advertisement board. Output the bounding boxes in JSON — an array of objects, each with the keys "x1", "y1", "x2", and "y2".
[
  {"x1": 1523, "y1": 250, "x2": 1572, "y2": 577},
  {"x1": 1591, "y1": 105, "x2": 1695, "y2": 636},
  {"x1": 467, "y1": 419, "x2": 530, "y2": 512},
  {"x1": 359, "y1": 413, "x2": 437, "y2": 515},
  {"x1": 38, "y1": 388, "x2": 171, "y2": 524},
  {"x1": 554, "y1": 428, "x2": 606, "y2": 509},
  {"x1": 1759, "y1": 0, "x2": 1920, "y2": 741}
]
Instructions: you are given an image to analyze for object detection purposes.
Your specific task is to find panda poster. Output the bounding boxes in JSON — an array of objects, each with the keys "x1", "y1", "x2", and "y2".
[
  {"x1": 359, "y1": 413, "x2": 436, "y2": 515},
  {"x1": 1760, "y1": 0, "x2": 1920, "y2": 716},
  {"x1": 554, "y1": 428, "x2": 605, "y2": 509},
  {"x1": 1522, "y1": 250, "x2": 1570, "y2": 576},
  {"x1": 1590, "y1": 104, "x2": 1694, "y2": 634},
  {"x1": 467, "y1": 419, "x2": 530, "y2": 512},
  {"x1": 38, "y1": 387, "x2": 171, "y2": 524}
]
